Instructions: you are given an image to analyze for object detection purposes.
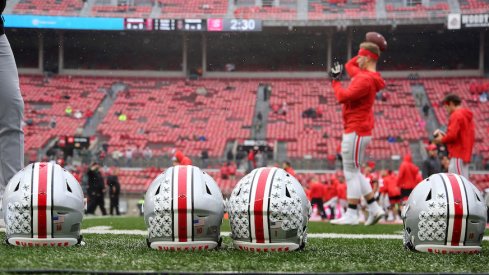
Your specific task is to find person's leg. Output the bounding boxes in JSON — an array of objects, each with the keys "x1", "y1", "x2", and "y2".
[
  {"x1": 355, "y1": 135, "x2": 385, "y2": 225},
  {"x1": 331, "y1": 133, "x2": 361, "y2": 225},
  {"x1": 115, "y1": 196, "x2": 120, "y2": 215},
  {"x1": 449, "y1": 157, "x2": 469, "y2": 179},
  {"x1": 86, "y1": 195, "x2": 96, "y2": 214},
  {"x1": 0, "y1": 35, "x2": 24, "y2": 201},
  {"x1": 109, "y1": 197, "x2": 114, "y2": 215},
  {"x1": 317, "y1": 199, "x2": 327, "y2": 219},
  {"x1": 98, "y1": 194, "x2": 107, "y2": 215}
]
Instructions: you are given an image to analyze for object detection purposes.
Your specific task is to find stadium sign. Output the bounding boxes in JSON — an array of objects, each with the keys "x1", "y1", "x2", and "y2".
[
  {"x1": 3, "y1": 14, "x2": 123, "y2": 30},
  {"x1": 447, "y1": 13, "x2": 489, "y2": 29}
]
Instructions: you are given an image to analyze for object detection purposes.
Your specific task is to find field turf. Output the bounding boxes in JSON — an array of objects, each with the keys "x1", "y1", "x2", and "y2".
[{"x1": 0, "y1": 216, "x2": 488, "y2": 273}]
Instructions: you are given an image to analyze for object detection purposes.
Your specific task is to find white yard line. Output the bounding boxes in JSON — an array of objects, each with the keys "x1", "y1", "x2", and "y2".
[{"x1": 2, "y1": 227, "x2": 488, "y2": 241}]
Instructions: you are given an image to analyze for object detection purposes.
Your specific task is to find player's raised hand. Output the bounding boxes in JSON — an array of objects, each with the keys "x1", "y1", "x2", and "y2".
[{"x1": 329, "y1": 61, "x2": 343, "y2": 81}]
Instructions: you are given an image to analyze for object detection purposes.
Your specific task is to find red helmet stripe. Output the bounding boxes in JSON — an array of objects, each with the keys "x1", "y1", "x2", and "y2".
[
  {"x1": 252, "y1": 168, "x2": 272, "y2": 243},
  {"x1": 446, "y1": 173, "x2": 467, "y2": 246},
  {"x1": 37, "y1": 163, "x2": 49, "y2": 239},
  {"x1": 177, "y1": 166, "x2": 188, "y2": 242}
]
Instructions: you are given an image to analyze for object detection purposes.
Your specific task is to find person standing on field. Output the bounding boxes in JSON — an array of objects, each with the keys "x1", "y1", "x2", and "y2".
[{"x1": 329, "y1": 41, "x2": 386, "y2": 226}]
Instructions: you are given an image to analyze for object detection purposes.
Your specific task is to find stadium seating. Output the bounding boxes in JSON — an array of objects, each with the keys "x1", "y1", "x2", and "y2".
[
  {"x1": 384, "y1": 0, "x2": 449, "y2": 19},
  {"x1": 13, "y1": 0, "x2": 83, "y2": 16},
  {"x1": 159, "y1": 0, "x2": 228, "y2": 18},
  {"x1": 97, "y1": 79, "x2": 256, "y2": 159},
  {"x1": 267, "y1": 79, "x2": 424, "y2": 160},
  {"x1": 420, "y1": 78, "x2": 489, "y2": 164},
  {"x1": 458, "y1": 0, "x2": 489, "y2": 13},
  {"x1": 92, "y1": 5, "x2": 152, "y2": 18},
  {"x1": 232, "y1": 0, "x2": 297, "y2": 20},
  {"x1": 21, "y1": 75, "x2": 109, "y2": 152},
  {"x1": 308, "y1": 0, "x2": 376, "y2": 20}
]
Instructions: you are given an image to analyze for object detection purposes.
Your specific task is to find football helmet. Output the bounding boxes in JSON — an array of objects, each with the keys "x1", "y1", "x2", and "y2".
[
  {"x1": 144, "y1": 165, "x2": 224, "y2": 250},
  {"x1": 2, "y1": 162, "x2": 84, "y2": 247},
  {"x1": 402, "y1": 173, "x2": 486, "y2": 253},
  {"x1": 228, "y1": 167, "x2": 311, "y2": 251}
]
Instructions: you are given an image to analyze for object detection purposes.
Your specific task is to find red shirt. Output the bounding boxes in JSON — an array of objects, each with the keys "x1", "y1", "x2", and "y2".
[
  {"x1": 441, "y1": 108, "x2": 475, "y2": 163},
  {"x1": 323, "y1": 182, "x2": 338, "y2": 202},
  {"x1": 180, "y1": 157, "x2": 192, "y2": 165},
  {"x1": 228, "y1": 163, "x2": 237, "y2": 175},
  {"x1": 332, "y1": 55, "x2": 386, "y2": 136},
  {"x1": 308, "y1": 181, "x2": 324, "y2": 200},
  {"x1": 336, "y1": 182, "x2": 347, "y2": 200},
  {"x1": 220, "y1": 165, "x2": 229, "y2": 176},
  {"x1": 284, "y1": 167, "x2": 296, "y2": 178},
  {"x1": 383, "y1": 174, "x2": 400, "y2": 197},
  {"x1": 397, "y1": 154, "x2": 420, "y2": 190}
]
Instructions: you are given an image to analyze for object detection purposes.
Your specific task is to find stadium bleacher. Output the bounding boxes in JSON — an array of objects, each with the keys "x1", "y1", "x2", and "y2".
[
  {"x1": 458, "y1": 0, "x2": 489, "y2": 13},
  {"x1": 308, "y1": 0, "x2": 376, "y2": 20},
  {"x1": 21, "y1": 75, "x2": 109, "y2": 152},
  {"x1": 267, "y1": 79, "x2": 424, "y2": 160},
  {"x1": 13, "y1": 0, "x2": 84, "y2": 16},
  {"x1": 159, "y1": 0, "x2": 228, "y2": 18},
  {"x1": 97, "y1": 79, "x2": 256, "y2": 159},
  {"x1": 384, "y1": 0, "x2": 449, "y2": 19},
  {"x1": 92, "y1": 5, "x2": 152, "y2": 18}
]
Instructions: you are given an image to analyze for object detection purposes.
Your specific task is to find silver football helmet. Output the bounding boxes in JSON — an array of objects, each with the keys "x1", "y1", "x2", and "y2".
[
  {"x1": 144, "y1": 165, "x2": 224, "y2": 250},
  {"x1": 2, "y1": 162, "x2": 84, "y2": 247},
  {"x1": 228, "y1": 167, "x2": 311, "y2": 252},
  {"x1": 402, "y1": 173, "x2": 486, "y2": 253}
]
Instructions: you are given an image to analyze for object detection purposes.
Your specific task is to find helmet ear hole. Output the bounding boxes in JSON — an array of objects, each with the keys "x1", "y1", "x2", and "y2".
[
  {"x1": 154, "y1": 185, "x2": 161, "y2": 196},
  {"x1": 13, "y1": 181, "x2": 20, "y2": 192},
  {"x1": 285, "y1": 186, "x2": 291, "y2": 198},
  {"x1": 66, "y1": 181, "x2": 72, "y2": 193},
  {"x1": 206, "y1": 184, "x2": 212, "y2": 195},
  {"x1": 425, "y1": 189, "x2": 432, "y2": 201},
  {"x1": 474, "y1": 191, "x2": 481, "y2": 202}
]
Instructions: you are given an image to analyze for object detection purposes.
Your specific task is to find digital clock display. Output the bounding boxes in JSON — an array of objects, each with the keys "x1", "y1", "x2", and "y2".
[{"x1": 223, "y1": 19, "x2": 262, "y2": 31}]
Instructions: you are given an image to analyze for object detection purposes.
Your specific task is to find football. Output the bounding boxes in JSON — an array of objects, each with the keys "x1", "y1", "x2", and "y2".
[{"x1": 365, "y1": 32, "x2": 387, "y2": 52}]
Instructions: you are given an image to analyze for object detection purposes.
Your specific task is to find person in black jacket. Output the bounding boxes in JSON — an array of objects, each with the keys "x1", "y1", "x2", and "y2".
[
  {"x1": 107, "y1": 168, "x2": 121, "y2": 215},
  {"x1": 0, "y1": 0, "x2": 25, "y2": 209},
  {"x1": 422, "y1": 144, "x2": 442, "y2": 179},
  {"x1": 86, "y1": 162, "x2": 107, "y2": 215}
]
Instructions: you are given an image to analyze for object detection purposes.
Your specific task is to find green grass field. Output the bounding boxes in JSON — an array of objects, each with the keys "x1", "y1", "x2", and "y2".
[{"x1": 1, "y1": 216, "x2": 488, "y2": 273}]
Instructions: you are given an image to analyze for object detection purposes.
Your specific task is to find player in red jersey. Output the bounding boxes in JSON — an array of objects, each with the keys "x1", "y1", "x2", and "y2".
[
  {"x1": 329, "y1": 42, "x2": 386, "y2": 225},
  {"x1": 433, "y1": 94, "x2": 474, "y2": 179}
]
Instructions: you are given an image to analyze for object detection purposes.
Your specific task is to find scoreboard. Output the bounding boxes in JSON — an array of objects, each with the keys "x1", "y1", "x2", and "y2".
[
  {"x1": 124, "y1": 18, "x2": 262, "y2": 32},
  {"x1": 3, "y1": 15, "x2": 262, "y2": 32}
]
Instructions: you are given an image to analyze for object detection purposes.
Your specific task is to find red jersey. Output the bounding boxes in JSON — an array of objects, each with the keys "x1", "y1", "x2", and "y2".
[
  {"x1": 397, "y1": 154, "x2": 420, "y2": 190},
  {"x1": 180, "y1": 157, "x2": 192, "y2": 165},
  {"x1": 323, "y1": 182, "x2": 338, "y2": 202},
  {"x1": 383, "y1": 174, "x2": 400, "y2": 197},
  {"x1": 336, "y1": 182, "x2": 347, "y2": 200},
  {"x1": 220, "y1": 165, "x2": 229, "y2": 176},
  {"x1": 441, "y1": 108, "x2": 475, "y2": 163},
  {"x1": 228, "y1": 163, "x2": 237, "y2": 175},
  {"x1": 175, "y1": 151, "x2": 192, "y2": 165},
  {"x1": 284, "y1": 167, "x2": 296, "y2": 178},
  {"x1": 308, "y1": 181, "x2": 324, "y2": 200},
  {"x1": 332, "y1": 55, "x2": 386, "y2": 136}
]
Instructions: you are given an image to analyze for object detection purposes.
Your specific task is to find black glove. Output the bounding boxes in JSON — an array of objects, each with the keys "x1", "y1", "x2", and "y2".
[{"x1": 329, "y1": 61, "x2": 343, "y2": 81}]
